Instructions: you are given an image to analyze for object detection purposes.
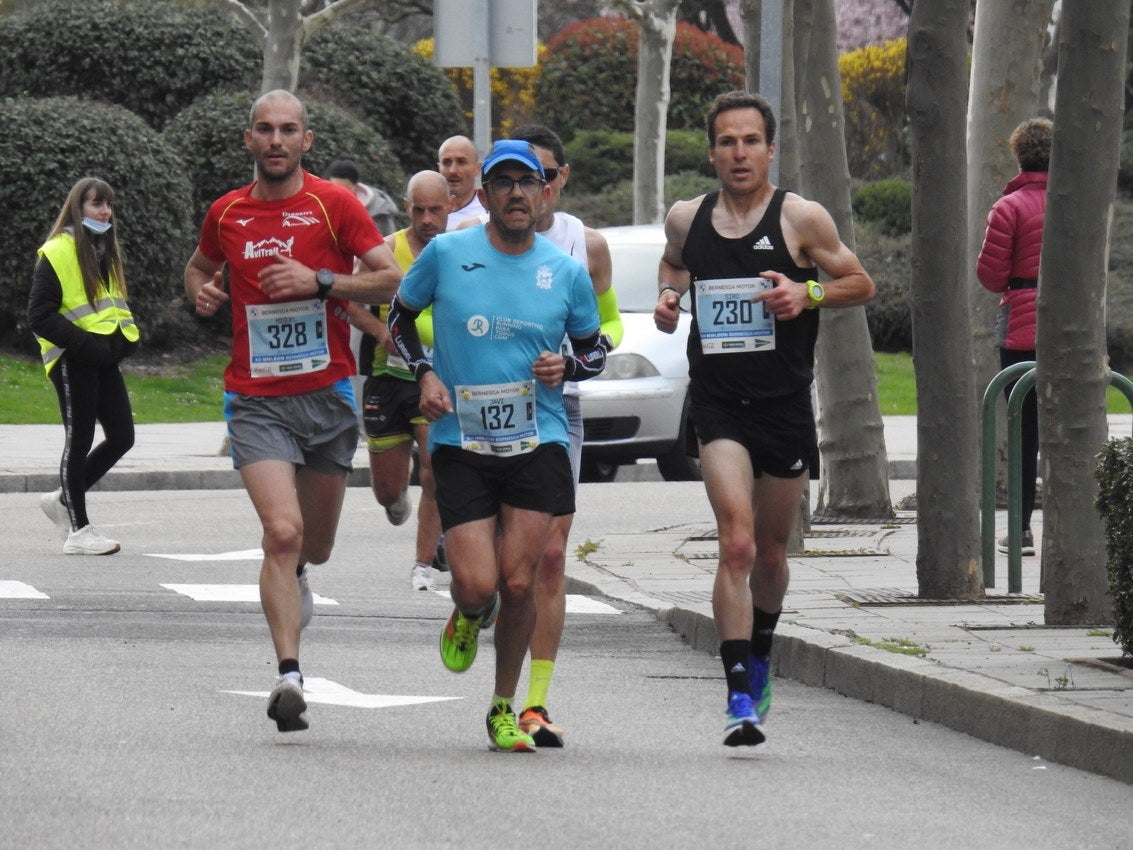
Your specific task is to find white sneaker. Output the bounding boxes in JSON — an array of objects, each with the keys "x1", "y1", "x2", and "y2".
[
  {"x1": 411, "y1": 563, "x2": 435, "y2": 591},
  {"x1": 298, "y1": 565, "x2": 314, "y2": 630},
  {"x1": 40, "y1": 489, "x2": 71, "y2": 536},
  {"x1": 266, "y1": 674, "x2": 308, "y2": 732},
  {"x1": 63, "y1": 524, "x2": 120, "y2": 555},
  {"x1": 385, "y1": 489, "x2": 412, "y2": 526}
]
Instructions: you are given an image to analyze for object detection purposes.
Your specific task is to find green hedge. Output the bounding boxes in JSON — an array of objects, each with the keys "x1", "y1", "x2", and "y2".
[
  {"x1": 1095, "y1": 438, "x2": 1133, "y2": 655},
  {"x1": 0, "y1": 0, "x2": 258, "y2": 130},
  {"x1": 852, "y1": 178, "x2": 912, "y2": 236},
  {"x1": 301, "y1": 21, "x2": 466, "y2": 174},
  {"x1": 165, "y1": 91, "x2": 406, "y2": 231},
  {"x1": 565, "y1": 129, "x2": 713, "y2": 195},
  {"x1": 0, "y1": 96, "x2": 195, "y2": 354},
  {"x1": 536, "y1": 16, "x2": 744, "y2": 142}
]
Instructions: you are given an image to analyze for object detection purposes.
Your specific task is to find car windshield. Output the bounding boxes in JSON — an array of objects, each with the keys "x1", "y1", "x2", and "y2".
[{"x1": 608, "y1": 241, "x2": 666, "y2": 312}]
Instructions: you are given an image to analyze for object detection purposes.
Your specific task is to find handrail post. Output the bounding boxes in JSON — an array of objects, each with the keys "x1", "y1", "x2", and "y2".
[
  {"x1": 980, "y1": 361, "x2": 1036, "y2": 588},
  {"x1": 1006, "y1": 370, "x2": 1037, "y2": 594}
]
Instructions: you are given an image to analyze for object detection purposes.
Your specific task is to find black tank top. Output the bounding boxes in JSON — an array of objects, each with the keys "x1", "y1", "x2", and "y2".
[{"x1": 682, "y1": 188, "x2": 818, "y2": 402}]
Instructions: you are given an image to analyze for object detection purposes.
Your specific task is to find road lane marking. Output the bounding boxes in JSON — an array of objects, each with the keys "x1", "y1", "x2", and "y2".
[
  {"x1": 147, "y1": 549, "x2": 263, "y2": 561},
  {"x1": 224, "y1": 677, "x2": 459, "y2": 708},
  {"x1": 435, "y1": 590, "x2": 620, "y2": 614},
  {"x1": 161, "y1": 583, "x2": 338, "y2": 606},
  {"x1": 0, "y1": 581, "x2": 49, "y2": 599}
]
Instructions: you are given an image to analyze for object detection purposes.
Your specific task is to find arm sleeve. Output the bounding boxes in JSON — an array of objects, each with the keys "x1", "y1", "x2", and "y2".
[
  {"x1": 388, "y1": 293, "x2": 433, "y2": 381},
  {"x1": 596, "y1": 286, "x2": 623, "y2": 349},
  {"x1": 562, "y1": 329, "x2": 606, "y2": 382},
  {"x1": 415, "y1": 306, "x2": 435, "y2": 349}
]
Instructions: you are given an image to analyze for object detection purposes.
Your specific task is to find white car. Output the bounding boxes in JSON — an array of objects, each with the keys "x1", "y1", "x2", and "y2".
[{"x1": 578, "y1": 224, "x2": 701, "y2": 482}]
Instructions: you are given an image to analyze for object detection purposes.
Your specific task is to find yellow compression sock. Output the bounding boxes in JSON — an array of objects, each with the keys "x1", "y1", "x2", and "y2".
[{"x1": 524, "y1": 659, "x2": 555, "y2": 710}]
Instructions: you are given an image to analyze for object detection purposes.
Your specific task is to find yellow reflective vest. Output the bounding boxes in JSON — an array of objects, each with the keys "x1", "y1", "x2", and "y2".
[{"x1": 35, "y1": 232, "x2": 139, "y2": 374}]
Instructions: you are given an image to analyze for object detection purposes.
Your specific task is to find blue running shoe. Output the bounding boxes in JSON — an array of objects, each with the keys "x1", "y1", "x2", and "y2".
[
  {"x1": 748, "y1": 654, "x2": 772, "y2": 720},
  {"x1": 723, "y1": 691, "x2": 764, "y2": 747}
]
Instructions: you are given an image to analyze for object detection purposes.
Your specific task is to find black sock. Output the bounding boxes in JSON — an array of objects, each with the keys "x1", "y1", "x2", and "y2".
[
  {"x1": 720, "y1": 639, "x2": 752, "y2": 694},
  {"x1": 278, "y1": 658, "x2": 300, "y2": 677},
  {"x1": 751, "y1": 608, "x2": 781, "y2": 659}
]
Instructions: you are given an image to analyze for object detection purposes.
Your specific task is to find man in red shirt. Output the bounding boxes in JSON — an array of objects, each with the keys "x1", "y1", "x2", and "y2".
[{"x1": 184, "y1": 89, "x2": 402, "y2": 733}]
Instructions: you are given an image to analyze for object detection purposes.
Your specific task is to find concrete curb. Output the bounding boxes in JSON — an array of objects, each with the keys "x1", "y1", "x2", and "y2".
[{"x1": 566, "y1": 568, "x2": 1133, "y2": 785}]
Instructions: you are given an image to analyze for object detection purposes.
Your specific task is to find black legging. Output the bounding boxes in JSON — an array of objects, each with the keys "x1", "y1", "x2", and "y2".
[
  {"x1": 49, "y1": 355, "x2": 135, "y2": 530},
  {"x1": 1000, "y1": 348, "x2": 1038, "y2": 528}
]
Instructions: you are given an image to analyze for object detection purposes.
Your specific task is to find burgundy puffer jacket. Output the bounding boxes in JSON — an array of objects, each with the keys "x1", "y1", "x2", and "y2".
[{"x1": 976, "y1": 171, "x2": 1047, "y2": 350}]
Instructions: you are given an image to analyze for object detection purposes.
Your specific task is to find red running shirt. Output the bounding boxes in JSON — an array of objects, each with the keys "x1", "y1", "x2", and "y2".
[{"x1": 198, "y1": 171, "x2": 384, "y2": 396}]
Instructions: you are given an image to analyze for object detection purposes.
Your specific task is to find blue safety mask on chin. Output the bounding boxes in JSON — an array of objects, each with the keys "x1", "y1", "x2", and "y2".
[{"x1": 82, "y1": 217, "x2": 112, "y2": 235}]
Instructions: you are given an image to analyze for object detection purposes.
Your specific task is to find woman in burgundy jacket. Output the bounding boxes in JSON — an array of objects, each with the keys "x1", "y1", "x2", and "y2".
[{"x1": 976, "y1": 117, "x2": 1052, "y2": 556}]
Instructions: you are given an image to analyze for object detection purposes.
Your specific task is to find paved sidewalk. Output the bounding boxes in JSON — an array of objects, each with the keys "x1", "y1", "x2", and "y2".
[{"x1": 2, "y1": 417, "x2": 1132, "y2": 782}]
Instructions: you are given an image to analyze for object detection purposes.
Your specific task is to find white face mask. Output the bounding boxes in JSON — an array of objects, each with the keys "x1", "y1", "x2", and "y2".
[{"x1": 82, "y1": 217, "x2": 112, "y2": 235}]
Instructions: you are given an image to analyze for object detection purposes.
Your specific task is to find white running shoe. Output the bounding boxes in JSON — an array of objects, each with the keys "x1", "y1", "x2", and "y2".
[
  {"x1": 266, "y1": 674, "x2": 308, "y2": 732},
  {"x1": 40, "y1": 489, "x2": 71, "y2": 536},
  {"x1": 298, "y1": 565, "x2": 314, "y2": 629},
  {"x1": 385, "y1": 489, "x2": 412, "y2": 526},
  {"x1": 411, "y1": 563, "x2": 434, "y2": 592},
  {"x1": 63, "y1": 524, "x2": 120, "y2": 555}
]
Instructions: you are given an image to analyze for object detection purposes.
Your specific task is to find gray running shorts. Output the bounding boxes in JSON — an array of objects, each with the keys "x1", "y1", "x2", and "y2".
[{"x1": 224, "y1": 379, "x2": 358, "y2": 475}]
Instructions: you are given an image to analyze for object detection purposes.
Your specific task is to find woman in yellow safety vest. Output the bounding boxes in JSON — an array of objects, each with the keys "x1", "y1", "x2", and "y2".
[{"x1": 27, "y1": 176, "x2": 140, "y2": 556}]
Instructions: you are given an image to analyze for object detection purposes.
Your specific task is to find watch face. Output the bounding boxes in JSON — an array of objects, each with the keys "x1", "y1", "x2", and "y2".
[
  {"x1": 811, "y1": 282, "x2": 825, "y2": 300},
  {"x1": 317, "y1": 268, "x2": 334, "y2": 287}
]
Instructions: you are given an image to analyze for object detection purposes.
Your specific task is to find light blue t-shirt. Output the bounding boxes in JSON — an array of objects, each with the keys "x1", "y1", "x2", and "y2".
[{"x1": 397, "y1": 226, "x2": 600, "y2": 455}]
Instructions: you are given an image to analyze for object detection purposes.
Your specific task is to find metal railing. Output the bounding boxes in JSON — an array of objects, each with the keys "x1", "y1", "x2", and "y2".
[{"x1": 981, "y1": 364, "x2": 1133, "y2": 593}]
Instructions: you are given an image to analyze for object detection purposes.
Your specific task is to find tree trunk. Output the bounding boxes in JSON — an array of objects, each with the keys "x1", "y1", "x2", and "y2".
[
  {"x1": 802, "y1": 0, "x2": 893, "y2": 519},
  {"x1": 1039, "y1": 0, "x2": 1128, "y2": 625},
  {"x1": 907, "y1": 0, "x2": 983, "y2": 599},
  {"x1": 739, "y1": 0, "x2": 762, "y2": 89},
  {"x1": 213, "y1": 0, "x2": 379, "y2": 94},
  {"x1": 775, "y1": 0, "x2": 798, "y2": 192},
  {"x1": 967, "y1": 0, "x2": 1055, "y2": 504},
  {"x1": 612, "y1": 0, "x2": 681, "y2": 225},
  {"x1": 263, "y1": 0, "x2": 304, "y2": 92}
]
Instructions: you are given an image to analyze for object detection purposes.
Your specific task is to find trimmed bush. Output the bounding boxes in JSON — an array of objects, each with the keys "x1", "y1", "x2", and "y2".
[
  {"x1": 852, "y1": 178, "x2": 912, "y2": 236},
  {"x1": 855, "y1": 224, "x2": 912, "y2": 352},
  {"x1": 565, "y1": 130, "x2": 714, "y2": 195},
  {"x1": 1095, "y1": 438, "x2": 1133, "y2": 655},
  {"x1": 559, "y1": 171, "x2": 718, "y2": 229},
  {"x1": 536, "y1": 17, "x2": 744, "y2": 142},
  {"x1": 0, "y1": 0, "x2": 258, "y2": 130},
  {"x1": 0, "y1": 96, "x2": 195, "y2": 354},
  {"x1": 301, "y1": 22, "x2": 467, "y2": 174},
  {"x1": 413, "y1": 37, "x2": 542, "y2": 139},
  {"x1": 164, "y1": 91, "x2": 406, "y2": 231},
  {"x1": 840, "y1": 38, "x2": 909, "y2": 180}
]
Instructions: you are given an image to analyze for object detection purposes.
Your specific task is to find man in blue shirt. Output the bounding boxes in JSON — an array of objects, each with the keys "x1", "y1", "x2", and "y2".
[{"x1": 388, "y1": 140, "x2": 607, "y2": 752}]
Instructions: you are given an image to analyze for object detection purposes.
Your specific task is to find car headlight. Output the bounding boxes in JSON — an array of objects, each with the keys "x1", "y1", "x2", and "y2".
[{"x1": 596, "y1": 352, "x2": 661, "y2": 380}]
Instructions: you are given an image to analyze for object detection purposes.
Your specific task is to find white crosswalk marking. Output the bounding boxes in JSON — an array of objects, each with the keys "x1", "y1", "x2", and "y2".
[
  {"x1": 224, "y1": 677, "x2": 459, "y2": 708},
  {"x1": 146, "y1": 549, "x2": 263, "y2": 561},
  {"x1": 161, "y1": 583, "x2": 338, "y2": 606},
  {"x1": 435, "y1": 590, "x2": 620, "y2": 615},
  {"x1": 0, "y1": 580, "x2": 48, "y2": 599}
]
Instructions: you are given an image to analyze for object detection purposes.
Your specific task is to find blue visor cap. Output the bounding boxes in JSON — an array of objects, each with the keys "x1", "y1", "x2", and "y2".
[{"x1": 481, "y1": 140, "x2": 545, "y2": 179}]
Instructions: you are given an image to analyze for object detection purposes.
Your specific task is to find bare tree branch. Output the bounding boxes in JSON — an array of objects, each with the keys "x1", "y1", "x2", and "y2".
[{"x1": 212, "y1": 0, "x2": 267, "y2": 39}]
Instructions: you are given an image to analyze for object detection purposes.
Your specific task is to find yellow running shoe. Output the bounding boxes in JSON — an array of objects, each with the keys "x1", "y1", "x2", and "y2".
[
  {"x1": 439, "y1": 594, "x2": 500, "y2": 672},
  {"x1": 486, "y1": 703, "x2": 536, "y2": 752}
]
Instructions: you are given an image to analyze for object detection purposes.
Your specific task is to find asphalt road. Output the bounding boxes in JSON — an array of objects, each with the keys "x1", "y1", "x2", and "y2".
[{"x1": 2, "y1": 487, "x2": 1131, "y2": 849}]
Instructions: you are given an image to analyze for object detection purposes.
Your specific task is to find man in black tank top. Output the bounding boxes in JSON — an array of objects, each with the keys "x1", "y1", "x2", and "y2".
[{"x1": 653, "y1": 90, "x2": 875, "y2": 747}]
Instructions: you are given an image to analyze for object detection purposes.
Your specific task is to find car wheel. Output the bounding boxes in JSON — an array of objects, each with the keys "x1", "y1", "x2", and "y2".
[
  {"x1": 580, "y1": 458, "x2": 619, "y2": 483},
  {"x1": 656, "y1": 401, "x2": 702, "y2": 482}
]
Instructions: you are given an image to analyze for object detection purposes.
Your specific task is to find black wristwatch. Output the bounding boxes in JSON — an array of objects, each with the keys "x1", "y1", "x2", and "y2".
[{"x1": 315, "y1": 268, "x2": 334, "y2": 301}]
